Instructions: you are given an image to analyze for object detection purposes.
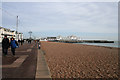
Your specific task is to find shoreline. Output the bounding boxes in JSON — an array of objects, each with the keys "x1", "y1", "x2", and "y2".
[
  {"x1": 41, "y1": 41, "x2": 119, "y2": 78},
  {"x1": 74, "y1": 43, "x2": 119, "y2": 49},
  {"x1": 48, "y1": 41, "x2": 119, "y2": 49}
]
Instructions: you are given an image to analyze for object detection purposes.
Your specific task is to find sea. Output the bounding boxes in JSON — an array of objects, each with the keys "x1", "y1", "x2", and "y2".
[{"x1": 76, "y1": 41, "x2": 120, "y2": 48}]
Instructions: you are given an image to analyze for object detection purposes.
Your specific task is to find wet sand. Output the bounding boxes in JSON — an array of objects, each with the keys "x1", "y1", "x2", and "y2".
[{"x1": 41, "y1": 41, "x2": 119, "y2": 78}]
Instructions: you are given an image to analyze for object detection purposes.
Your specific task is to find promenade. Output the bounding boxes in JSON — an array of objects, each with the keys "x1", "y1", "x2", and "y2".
[{"x1": 1, "y1": 42, "x2": 51, "y2": 80}]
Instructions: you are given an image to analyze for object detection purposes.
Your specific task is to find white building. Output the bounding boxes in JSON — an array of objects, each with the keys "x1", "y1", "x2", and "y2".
[
  {"x1": 56, "y1": 35, "x2": 81, "y2": 41},
  {"x1": 0, "y1": 27, "x2": 15, "y2": 42},
  {"x1": 0, "y1": 26, "x2": 23, "y2": 42},
  {"x1": 16, "y1": 32, "x2": 23, "y2": 41},
  {"x1": 67, "y1": 35, "x2": 80, "y2": 40},
  {"x1": 40, "y1": 37, "x2": 47, "y2": 41},
  {"x1": 56, "y1": 35, "x2": 63, "y2": 40}
]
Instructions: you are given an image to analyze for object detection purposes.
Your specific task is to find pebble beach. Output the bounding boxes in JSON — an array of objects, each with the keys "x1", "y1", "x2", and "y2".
[{"x1": 41, "y1": 41, "x2": 119, "y2": 78}]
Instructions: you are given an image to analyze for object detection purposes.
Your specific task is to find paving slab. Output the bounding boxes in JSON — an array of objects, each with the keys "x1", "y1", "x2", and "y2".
[{"x1": 2, "y1": 55, "x2": 28, "y2": 68}]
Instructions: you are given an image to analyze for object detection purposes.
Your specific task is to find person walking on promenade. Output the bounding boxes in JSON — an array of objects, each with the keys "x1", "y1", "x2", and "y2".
[
  {"x1": 2, "y1": 35, "x2": 10, "y2": 56},
  {"x1": 10, "y1": 37, "x2": 18, "y2": 55},
  {"x1": 20, "y1": 40, "x2": 23, "y2": 45},
  {"x1": 38, "y1": 42, "x2": 41, "y2": 49},
  {"x1": 29, "y1": 39, "x2": 31, "y2": 44}
]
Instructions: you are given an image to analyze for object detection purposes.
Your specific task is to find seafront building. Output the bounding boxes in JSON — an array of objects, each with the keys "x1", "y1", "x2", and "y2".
[
  {"x1": 56, "y1": 35, "x2": 81, "y2": 41},
  {"x1": 56, "y1": 35, "x2": 63, "y2": 40},
  {"x1": 40, "y1": 37, "x2": 47, "y2": 41},
  {"x1": 47, "y1": 37, "x2": 56, "y2": 41},
  {"x1": 17, "y1": 32, "x2": 23, "y2": 41},
  {"x1": 67, "y1": 35, "x2": 80, "y2": 40},
  {"x1": 33, "y1": 35, "x2": 81, "y2": 41},
  {"x1": 0, "y1": 26, "x2": 23, "y2": 43}
]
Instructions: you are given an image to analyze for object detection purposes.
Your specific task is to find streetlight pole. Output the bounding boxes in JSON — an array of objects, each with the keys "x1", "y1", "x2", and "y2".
[{"x1": 16, "y1": 16, "x2": 18, "y2": 41}]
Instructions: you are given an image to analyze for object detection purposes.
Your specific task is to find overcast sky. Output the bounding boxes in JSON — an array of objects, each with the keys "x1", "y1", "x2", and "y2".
[{"x1": 1, "y1": 2, "x2": 118, "y2": 40}]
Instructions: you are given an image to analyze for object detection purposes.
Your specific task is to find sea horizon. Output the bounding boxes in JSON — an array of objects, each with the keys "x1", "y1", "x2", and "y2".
[{"x1": 76, "y1": 41, "x2": 119, "y2": 48}]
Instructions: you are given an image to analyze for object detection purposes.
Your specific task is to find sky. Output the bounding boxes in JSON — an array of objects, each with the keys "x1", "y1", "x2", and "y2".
[{"x1": 1, "y1": 2, "x2": 118, "y2": 40}]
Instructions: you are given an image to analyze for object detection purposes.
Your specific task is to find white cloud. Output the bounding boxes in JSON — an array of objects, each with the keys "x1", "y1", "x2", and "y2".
[
  {"x1": 2, "y1": 2, "x2": 118, "y2": 40},
  {"x1": 2, "y1": 0, "x2": 119, "y2": 2}
]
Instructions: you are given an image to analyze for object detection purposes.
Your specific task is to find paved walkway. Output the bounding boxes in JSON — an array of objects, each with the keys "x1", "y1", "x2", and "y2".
[
  {"x1": 35, "y1": 49, "x2": 51, "y2": 79},
  {"x1": 1, "y1": 42, "x2": 51, "y2": 79}
]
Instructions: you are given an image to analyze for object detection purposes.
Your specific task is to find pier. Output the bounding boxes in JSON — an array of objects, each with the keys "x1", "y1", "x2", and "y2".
[{"x1": 48, "y1": 40, "x2": 114, "y2": 43}]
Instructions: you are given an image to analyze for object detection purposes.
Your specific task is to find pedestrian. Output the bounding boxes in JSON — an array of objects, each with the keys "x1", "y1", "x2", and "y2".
[
  {"x1": 20, "y1": 40, "x2": 23, "y2": 45},
  {"x1": 38, "y1": 42, "x2": 41, "y2": 49},
  {"x1": 2, "y1": 35, "x2": 10, "y2": 56},
  {"x1": 18, "y1": 39, "x2": 21, "y2": 45},
  {"x1": 10, "y1": 37, "x2": 18, "y2": 55},
  {"x1": 29, "y1": 39, "x2": 31, "y2": 44},
  {"x1": 22, "y1": 39, "x2": 24, "y2": 44}
]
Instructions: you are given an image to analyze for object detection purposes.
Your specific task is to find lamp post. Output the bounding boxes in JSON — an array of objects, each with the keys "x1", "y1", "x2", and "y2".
[{"x1": 16, "y1": 16, "x2": 18, "y2": 41}]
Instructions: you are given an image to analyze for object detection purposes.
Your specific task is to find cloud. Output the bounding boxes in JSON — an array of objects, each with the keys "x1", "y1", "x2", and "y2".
[
  {"x1": 2, "y1": 2, "x2": 118, "y2": 40},
  {"x1": 2, "y1": 0, "x2": 119, "y2": 2}
]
